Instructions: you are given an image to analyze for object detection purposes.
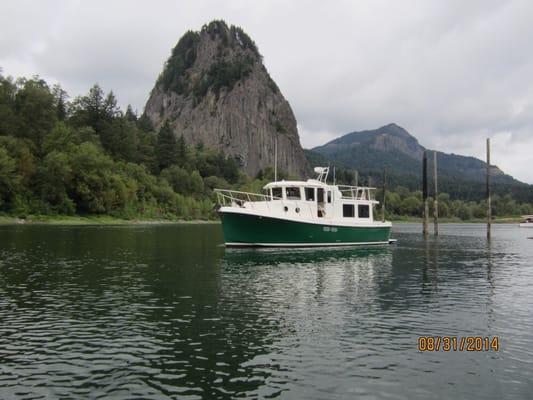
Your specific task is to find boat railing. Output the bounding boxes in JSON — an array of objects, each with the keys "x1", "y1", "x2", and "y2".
[
  {"x1": 214, "y1": 189, "x2": 318, "y2": 218},
  {"x1": 337, "y1": 185, "x2": 376, "y2": 200},
  {"x1": 214, "y1": 189, "x2": 275, "y2": 208}
]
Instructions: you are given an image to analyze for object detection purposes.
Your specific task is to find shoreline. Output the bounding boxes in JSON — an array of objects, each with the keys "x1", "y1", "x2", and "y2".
[
  {"x1": 0, "y1": 215, "x2": 220, "y2": 226},
  {"x1": 0, "y1": 215, "x2": 522, "y2": 226},
  {"x1": 390, "y1": 217, "x2": 521, "y2": 224}
]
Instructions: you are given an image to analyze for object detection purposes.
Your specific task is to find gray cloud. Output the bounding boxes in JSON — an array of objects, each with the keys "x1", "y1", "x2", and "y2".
[{"x1": 2, "y1": 0, "x2": 533, "y2": 182}]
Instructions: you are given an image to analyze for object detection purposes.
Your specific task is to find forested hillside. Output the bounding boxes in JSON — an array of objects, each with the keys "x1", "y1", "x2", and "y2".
[
  {"x1": 0, "y1": 74, "x2": 245, "y2": 219},
  {"x1": 309, "y1": 123, "x2": 533, "y2": 203}
]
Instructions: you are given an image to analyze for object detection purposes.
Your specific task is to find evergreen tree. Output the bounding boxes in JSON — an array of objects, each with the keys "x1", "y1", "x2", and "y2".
[
  {"x1": 13, "y1": 78, "x2": 57, "y2": 150},
  {"x1": 125, "y1": 104, "x2": 137, "y2": 122},
  {"x1": 177, "y1": 134, "x2": 186, "y2": 164},
  {"x1": 0, "y1": 74, "x2": 17, "y2": 136},
  {"x1": 52, "y1": 84, "x2": 68, "y2": 121},
  {"x1": 156, "y1": 122, "x2": 178, "y2": 170},
  {"x1": 137, "y1": 114, "x2": 153, "y2": 132},
  {"x1": 103, "y1": 91, "x2": 120, "y2": 120},
  {"x1": 69, "y1": 84, "x2": 105, "y2": 129}
]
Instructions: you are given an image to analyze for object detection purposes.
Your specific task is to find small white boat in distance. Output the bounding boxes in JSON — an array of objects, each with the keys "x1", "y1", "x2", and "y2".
[{"x1": 519, "y1": 215, "x2": 533, "y2": 228}]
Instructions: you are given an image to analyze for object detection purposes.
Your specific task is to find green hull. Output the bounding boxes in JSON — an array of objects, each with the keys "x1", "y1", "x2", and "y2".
[{"x1": 219, "y1": 211, "x2": 391, "y2": 247}]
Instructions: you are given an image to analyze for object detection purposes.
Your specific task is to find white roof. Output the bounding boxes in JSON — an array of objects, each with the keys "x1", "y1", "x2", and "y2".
[{"x1": 263, "y1": 179, "x2": 331, "y2": 190}]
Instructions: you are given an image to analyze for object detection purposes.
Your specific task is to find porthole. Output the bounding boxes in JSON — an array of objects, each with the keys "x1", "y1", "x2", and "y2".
[
  {"x1": 295, "y1": 207, "x2": 300, "y2": 213},
  {"x1": 284, "y1": 206, "x2": 288, "y2": 212}
]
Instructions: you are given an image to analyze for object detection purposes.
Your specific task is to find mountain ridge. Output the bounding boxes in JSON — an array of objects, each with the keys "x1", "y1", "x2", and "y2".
[{"x1": 310, "y1": 123, "x2": 521, "y2": 185}]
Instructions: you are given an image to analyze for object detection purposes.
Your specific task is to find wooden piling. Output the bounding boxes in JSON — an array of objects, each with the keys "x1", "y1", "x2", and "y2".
[
  {"x1": 486, "y1": 138, "x2": 491, "y2": 239},
  {"x1": 423, "y1": 151, "x2": 429, "y2": 236},
  {"x1": 381, "y1": 168, "x2": 386, "y2": 222},
  {"x1": 433, "y1": 151, "x2": 439, "y2": 236}
]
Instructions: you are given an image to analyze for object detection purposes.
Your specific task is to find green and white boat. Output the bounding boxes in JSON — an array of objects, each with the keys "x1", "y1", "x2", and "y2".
[{"x1": 215, "y1": 167, "x2": 392, "y2": 247}]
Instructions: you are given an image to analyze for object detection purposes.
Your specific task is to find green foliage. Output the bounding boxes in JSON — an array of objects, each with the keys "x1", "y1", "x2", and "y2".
[
  {"x1": 0, "y1": 74, "x2": 17, "y2": 136},
  {"x1": 156, "y1": 122, "x2": 178, "y2": 170},
  {"x1": 1, "y1": 77, "x2": 58, "y2": 151},
  {"x1": 274, "y1": 120, "x2": 287, "y2": 134},
  {"x1": 229, "y1": 25, "x2": 260, "y2": 56},
  {"x1": 161, "y1": 165, "x2": 191, "y2": 194},
  {"x1": 156, "y1": 21, "x2": 260, "y2": 104},
  {"x1": 39, "y1": 150, "x2": 75, "y2": 214},
  {"x1": 193, "y1": 56, "x2": 255, "y2": 99},
  {"x1": 158, "y1": 31, "x2": 200, "y2": 94},
  {"x1": 0, "y1": 73, "x2": 246, "y2": 220},
  {"x1": 0, "y1": 147, "x2": 19, "y2": 208}
]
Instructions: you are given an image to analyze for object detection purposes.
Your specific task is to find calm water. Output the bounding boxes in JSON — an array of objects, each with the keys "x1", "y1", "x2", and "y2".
[{"x1": 0, "y1": 223, "x2": 532, "y2": 399}]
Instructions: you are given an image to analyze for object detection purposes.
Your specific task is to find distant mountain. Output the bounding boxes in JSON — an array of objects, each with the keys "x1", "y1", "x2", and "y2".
[
  {"x1": 144, "y1": 20, "x2": 309, "y2": 177},
  {"x1": 309, "y1": 123, "x2": 531, "y2": 201}
]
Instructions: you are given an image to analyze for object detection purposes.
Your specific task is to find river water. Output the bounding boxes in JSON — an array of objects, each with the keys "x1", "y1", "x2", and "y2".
[{"x1": 0, "y1": 223, "x2": 532, "y2": 399}]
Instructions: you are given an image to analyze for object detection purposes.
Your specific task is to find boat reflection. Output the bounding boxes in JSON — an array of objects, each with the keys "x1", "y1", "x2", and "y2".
[{"x1": 222, "y1": 245, "x2": 393, "y2": 267}]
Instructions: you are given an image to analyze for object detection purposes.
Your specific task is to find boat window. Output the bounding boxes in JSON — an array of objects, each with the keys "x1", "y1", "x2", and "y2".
[
  {"x1": 343, "y1": 204, "x2": 355, "y2": 217},
  {"x1": 305, "y1": 187, "x2": 315, "y2": 201},
  {"x1": 285, "y1": 187, "x2": 301, "y2": 200},
  {"x1": 358, "y1": 204, "x2": 370, "y2": 218},
  {"x1": 272, "y1": 187, "x2": 282, "y2": 199},
  {"x1": 327, "y1": 191, "x2": 332, "y2": 203}
]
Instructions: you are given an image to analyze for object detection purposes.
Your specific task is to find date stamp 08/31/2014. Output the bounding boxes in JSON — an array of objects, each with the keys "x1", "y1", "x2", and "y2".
[{"x1": 418, "y1": 336, "x2": 500, "y2": 352}]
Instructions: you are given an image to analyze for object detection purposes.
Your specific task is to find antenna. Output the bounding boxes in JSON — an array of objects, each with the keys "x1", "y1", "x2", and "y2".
[
  {"x1": 333, "y1": 166, "x2": 336, "y2": 185},
  {"x1": 274, "y1": 137, "x2": 278, "y2": 182},
  {"x1": 314, "y1": 167, "x2": 329, "y2": 182}
]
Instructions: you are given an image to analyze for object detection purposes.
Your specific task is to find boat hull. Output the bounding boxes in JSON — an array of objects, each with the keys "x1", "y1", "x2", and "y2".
[{"x1": 219, "y1": 211, "x2": 391, "y2": 247}]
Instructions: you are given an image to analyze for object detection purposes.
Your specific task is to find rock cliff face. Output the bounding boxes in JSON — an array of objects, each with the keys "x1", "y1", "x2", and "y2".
[{"x1": 144, "y1": 20, "x2": 309, "y2": 178}]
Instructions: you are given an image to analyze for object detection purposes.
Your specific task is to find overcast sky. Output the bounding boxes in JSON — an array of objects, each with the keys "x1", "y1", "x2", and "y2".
[{"x1": 2, "y1": 0, "x2": 533, "y2": 182}]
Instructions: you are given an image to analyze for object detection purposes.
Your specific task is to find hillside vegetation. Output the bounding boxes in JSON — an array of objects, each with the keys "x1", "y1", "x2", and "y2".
[{"x1": 0, "y1": 74, "x2": 247, "y2": 220}]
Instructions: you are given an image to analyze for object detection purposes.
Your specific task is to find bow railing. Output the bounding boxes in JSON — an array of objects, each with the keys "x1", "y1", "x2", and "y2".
[
  {"x1": 214, "y1": 189, "x2": 318, "y2": 218},
  {"x1": 214, "y1": 189, "x2": 279, "y2": 207}
]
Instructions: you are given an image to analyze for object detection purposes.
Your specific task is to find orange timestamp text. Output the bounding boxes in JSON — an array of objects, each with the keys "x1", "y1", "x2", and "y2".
[{"x1": 418, "y1": 336, "x2": 499, "y2": 352}]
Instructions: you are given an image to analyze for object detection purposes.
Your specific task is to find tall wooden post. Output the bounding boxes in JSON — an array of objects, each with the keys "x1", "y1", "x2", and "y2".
[
  {"x1": 433, "y1": 151, "x2": 439, "y2": 236},
  {"x1": 423, "y1": 151, "x2": 429, "y2": 236},
  {"x1": 486, "y1": 138, "x2": 491, "y2": 239},
  {"x1": 381, "y1": 168, "x2": 386, "y2": 222}
]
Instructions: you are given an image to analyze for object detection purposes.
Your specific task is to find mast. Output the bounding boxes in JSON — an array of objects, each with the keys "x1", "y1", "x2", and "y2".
[{"x1": 274, "y1": 137, "x2": 278, "y2": 182}]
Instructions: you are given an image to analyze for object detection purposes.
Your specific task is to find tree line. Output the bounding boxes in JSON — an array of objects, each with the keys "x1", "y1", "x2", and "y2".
[{"x1": 0, "y1": 73, "x2": 242, "y2": 219}]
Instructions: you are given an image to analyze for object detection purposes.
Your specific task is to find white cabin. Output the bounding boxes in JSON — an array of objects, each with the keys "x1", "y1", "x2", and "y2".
[{"x1": 216, "y1": 167, "x2": 386, "y2": 227}]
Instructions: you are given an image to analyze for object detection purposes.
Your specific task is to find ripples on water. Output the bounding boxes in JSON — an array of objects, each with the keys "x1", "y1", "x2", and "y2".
[{"x1": 0, "y1": 223, "x2": 532, "y2": 399}]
